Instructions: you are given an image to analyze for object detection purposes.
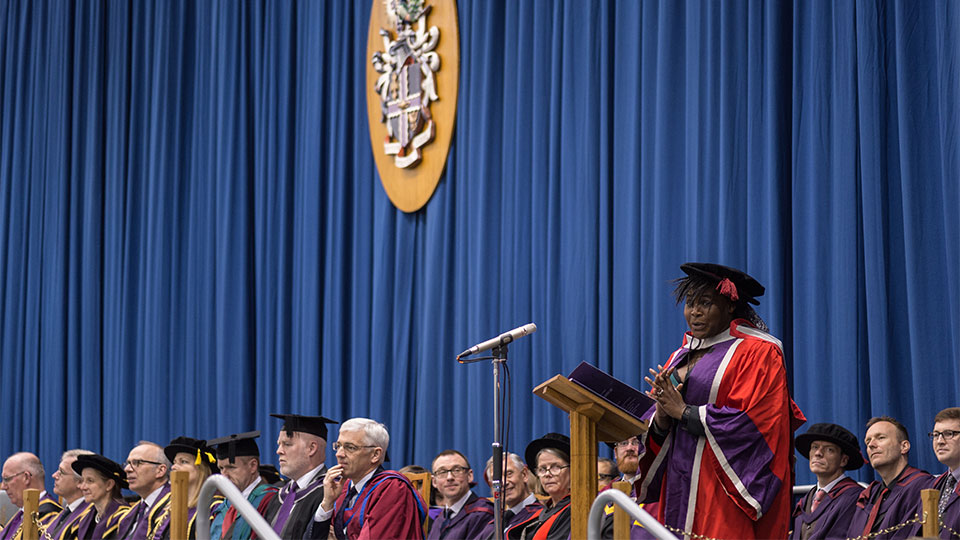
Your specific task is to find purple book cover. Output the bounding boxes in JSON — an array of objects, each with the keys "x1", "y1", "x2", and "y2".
[{"x1": 567, "y1": 361, "x2": 655, "y2": 421}]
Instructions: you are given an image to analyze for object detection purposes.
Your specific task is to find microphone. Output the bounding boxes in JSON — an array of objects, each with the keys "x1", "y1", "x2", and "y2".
[{"x1": 457, "y1": 323, "x2": 537, "y2": 361}]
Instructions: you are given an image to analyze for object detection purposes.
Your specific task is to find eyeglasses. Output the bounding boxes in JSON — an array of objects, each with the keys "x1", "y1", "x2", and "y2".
[
  {"x1": 1, "y1": 471, "x2": 27, "y2": 484},
  {"x1": 928, "y1": 430, "x2": 960, "y2": 441},
  {"x1": 598, "y1": 473, "x2": 619, "y2": 481},
  {"x1": 613, "y1": 437, "x2": 641, "y2": 449},
  {"x1": 433, "y1": 466, "x2": 470, "y2": 477},
  {"x1": 535, "y1": 464, "x2": 570, "y2": 477},
  {"x1": 123, "y1": 459, "x2": 162, "y2": 469},
  {"x1": 332, "y1": 442, "x2": 378, "y2": 454},
  {"x1": 56, "y1": 467, "x2": 78, "y2": 477}
]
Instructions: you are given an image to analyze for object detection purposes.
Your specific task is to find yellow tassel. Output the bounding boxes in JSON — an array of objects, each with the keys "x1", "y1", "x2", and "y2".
[{"x1": 195, "y1": 449, "x2": 202, "y2": 465}]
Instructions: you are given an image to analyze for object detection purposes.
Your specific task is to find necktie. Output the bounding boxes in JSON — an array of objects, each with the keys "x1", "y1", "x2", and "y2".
[
  {"x1": 811, "y1": 489, "x2": 826, "y2": 512},
  {"x1": 272, "y1": 482, "x2": 299, "y2": 534},
  {"x1": 130, "y1": 503, "x2": 150, "y2": 540},
  {"x1": 503, "y1": 509, "x2": 515, "y2": 522},
  {"x1": 52, "y1": 507, "x2": 73, "y2": 534},
  {"x1": 941, "y1": 475, "x2": 957, "y2": 516}
]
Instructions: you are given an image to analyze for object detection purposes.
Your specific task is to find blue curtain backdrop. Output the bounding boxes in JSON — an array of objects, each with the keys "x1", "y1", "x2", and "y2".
[{"x1": 1, "y1": 0, "x2": 958, "y2": 492}]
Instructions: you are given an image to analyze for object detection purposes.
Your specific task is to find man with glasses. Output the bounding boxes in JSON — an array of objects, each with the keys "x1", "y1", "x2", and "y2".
[
  {"x1": 612, "y1": 436, "x2": 642, "y2": 486},
  {"x1": 48, "y1": 449, "x2": 94, "y2": 540},
  {"x1": 114, "y1": 441, "x2": 171, "y2": 540},
  {"x1": 270, "y1": 413, "x2": 337, "y2": 539},
  {"x1": 426, "y1": 450, "x2": 492, "y2": 540},
  {"x1": 0, "y1": 452, "x2": 62, "y2": 540},
  {"x1": 931, "y1": 407, "x2": 960, "y2": 538},
  {"x1": 599, "y1": 437, "x2": 653, "y2": 540},
  {"x1": 847, "y1": 416, "x2": 934, "y2": 539},
  {"x1": 310, "y1": 417, "x2": 426, "y2": 539},
  {"x1": 597, "y1": 458, "x2": 618, "y2": 491}
]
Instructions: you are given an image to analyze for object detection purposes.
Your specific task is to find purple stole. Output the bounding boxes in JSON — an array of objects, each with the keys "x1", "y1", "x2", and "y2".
[
  {"x1": 76, "y1": 499, "x2": 126, "y2": 540},
  {"x1": 272, "y1": 471, "x2": 325, "y2": 534},
  {"x1": 50, "y1": 501, "x2": 92, "y2": 540},
  {"x1": 114, "y1": 484, "x2": 171, "y2": 540},
  {"x1": 0, "y1": 512, "x2": 24, "y2": 540}
]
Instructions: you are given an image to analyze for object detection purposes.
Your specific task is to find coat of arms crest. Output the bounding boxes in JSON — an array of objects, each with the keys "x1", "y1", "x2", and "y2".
[{"x1": 372, "y1": 0, "x2": 441, "y2": 169}]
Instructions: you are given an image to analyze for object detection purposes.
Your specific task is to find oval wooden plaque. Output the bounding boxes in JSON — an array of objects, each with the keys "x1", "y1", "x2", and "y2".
[{"x1": 366, "y1": 0, "x2": 459, "y2": 213}]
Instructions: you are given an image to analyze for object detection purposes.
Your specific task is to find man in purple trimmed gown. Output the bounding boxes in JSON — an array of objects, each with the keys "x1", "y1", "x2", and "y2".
[
  {"x1": 48, "y1": 449, "x2": 94, "y2": 540},
  {"x1": 114, "y1": 441, "x2": 171, "y2": 540},
  {"x1": 269, "y1": 413, "x2": 337, "y2": 539},
  {"x1": 930, "y1": 407, "x2": 960, "y2": 539},
  {"x1": 791, "y1": 423, "x2": 865, "y2": 539},
  {"x1": 426, "y1": 450, "x2": 492, "y2": 540},
  {"x1": 847, "y1": 416, "x2": 935, "y2": 539},
  {"x1": 0, "y1": 453, "x2": 61, "y2": 540}
]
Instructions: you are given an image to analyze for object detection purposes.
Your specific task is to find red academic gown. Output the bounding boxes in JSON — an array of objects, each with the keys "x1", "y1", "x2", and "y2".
[
  {"x1": 312, "y1": 467, "x2": 427, "y2": 540},
  {"x1": 636, "y1": 320, "x2": 806, "y2": 539}
]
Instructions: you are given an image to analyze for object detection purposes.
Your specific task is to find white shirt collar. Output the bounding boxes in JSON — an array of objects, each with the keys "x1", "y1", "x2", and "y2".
[
  {"x1": 817, "y1": 474, "x2": 847, "y2": 493},
  {"x1": 352, "y1": 468, "x2": 378, "y2": 496},
  {"x1": 66, "y1": 497, "x2": 87, "y2": 512},
  {"x1": 144, "y1": 484, "x2": 166, "y2": 508},
  {"x1": 296, "y1": 464, "x2": 326, "y2": 490},
  {"x1": 508, "y1": 493, "x2": 536, "y2": 515},
  {"x1": 446, "y1": 490, "x2": 472, "y2": 517},
  {"x1": 242, "y1": 478, "x2": 260, "y2": 499}
]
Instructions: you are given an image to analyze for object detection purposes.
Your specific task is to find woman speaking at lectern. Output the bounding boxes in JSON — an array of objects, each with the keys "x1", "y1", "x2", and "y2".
[{"x1": 639, "y1": 263, "x2": 805, "y2": 539}]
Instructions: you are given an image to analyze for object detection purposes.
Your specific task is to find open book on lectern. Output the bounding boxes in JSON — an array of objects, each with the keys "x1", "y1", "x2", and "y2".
[{"x1": 567, "y1": 362, "x2": 656, "y2": 422}]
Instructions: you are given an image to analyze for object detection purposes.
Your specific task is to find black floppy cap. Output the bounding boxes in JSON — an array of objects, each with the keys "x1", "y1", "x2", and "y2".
[
  {"x1": 525, "y1": 432, "x2": 570, "y2": 473},
  {"x1": 164, "y1": 436, "x2": 220, "y2": 473},
  {"x1": 795, "y1": 423, "x2": 865, "y2": 470},
  {"x1": 271, "y1": 414, "x2": 338, "y2": 440},
  {"x1": 72, "y1": 454, "x2": 129, "y2": 489},
  {"x1": 680, "y1": 262, "x2": 765, "y2": 305},
  {"x1": 208, "y1": 430, "x2": 261, "y2": 463}
]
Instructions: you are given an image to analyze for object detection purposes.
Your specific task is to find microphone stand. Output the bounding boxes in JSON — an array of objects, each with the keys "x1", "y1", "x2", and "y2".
[{"x1": 459, "y1": 344, "x2": 508, "y2": 540}]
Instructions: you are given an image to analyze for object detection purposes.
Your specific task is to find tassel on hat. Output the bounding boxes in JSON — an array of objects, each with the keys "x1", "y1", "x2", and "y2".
[{"x1": 716, "y1": 277, "x2": 739, "y2": 301}]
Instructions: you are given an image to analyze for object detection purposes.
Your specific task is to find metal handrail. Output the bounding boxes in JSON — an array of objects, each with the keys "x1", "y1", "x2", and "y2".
[
  {"x1": 196, "y1": 474, "x2": 280, "y2": 540},
  {"x1": 587, "y1": 489, "x2": 678, "y2": 540}
]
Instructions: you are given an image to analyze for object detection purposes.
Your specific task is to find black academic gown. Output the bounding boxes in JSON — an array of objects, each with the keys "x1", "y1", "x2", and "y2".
[{"x1": 274, "y1": 466, "x2": 326, "y2": 540}]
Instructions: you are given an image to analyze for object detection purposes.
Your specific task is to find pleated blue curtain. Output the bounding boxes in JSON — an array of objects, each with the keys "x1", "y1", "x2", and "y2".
[{"x1": 0, "y1": 0, "x2": 957, "y2": 491}]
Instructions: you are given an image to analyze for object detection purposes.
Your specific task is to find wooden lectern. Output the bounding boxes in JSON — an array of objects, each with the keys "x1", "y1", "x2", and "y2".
[{"x1": 534, "y1": 374, "x2": 648, "y2": 540}]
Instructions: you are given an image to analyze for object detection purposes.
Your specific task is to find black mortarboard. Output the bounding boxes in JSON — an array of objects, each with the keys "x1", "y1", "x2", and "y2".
[
  {"x1": 259, "y1": 464, "x2": 285, "y2": 486},
  {"x1": 525, "y1": 432, "x2": 571, "y2": 474},
  {"x1": 270, "y1": 414, "x2": 338, "y2": 440},
  {"x1": 679, "y1": 262, "x2": 765, "y2": 305},
  {"x1": 72, "y1": 454, "x2": 129, "y2": 489},
  {"x1": 795, "y1": 423, "x2": 865, "y2": 470},
  {"x1": 207, "y1": 430, "x2": 261, "y2": 463},
  {"x1": 164, "y1": 436, "x2": 220, "y2": 473}
]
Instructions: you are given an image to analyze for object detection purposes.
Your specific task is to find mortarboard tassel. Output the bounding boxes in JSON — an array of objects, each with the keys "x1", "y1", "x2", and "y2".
[
  {"x1": 716, "y1": 278, "x2": 739, "y2": 301},
  {"x1": 195, "y1": 448, "x2": 202, "y2": 466}
]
